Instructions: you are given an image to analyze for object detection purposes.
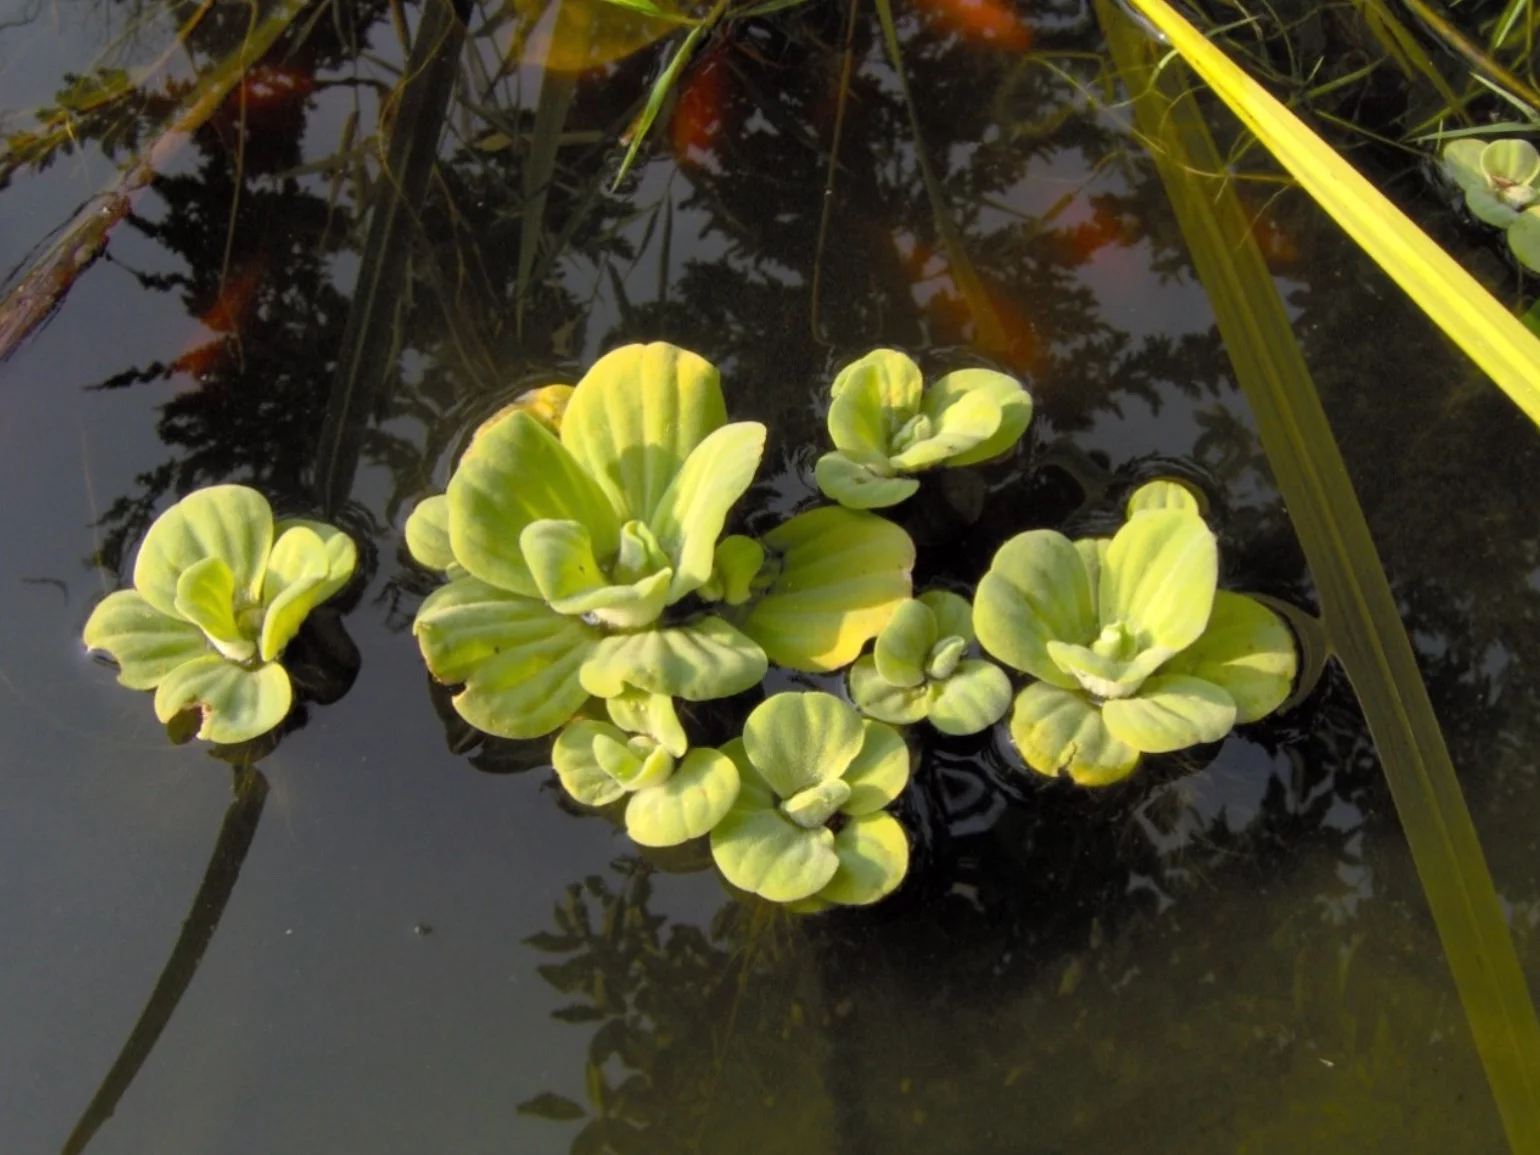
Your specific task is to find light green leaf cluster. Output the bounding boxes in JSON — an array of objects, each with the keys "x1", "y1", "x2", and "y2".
[
  {"x1": 813, "y1": 349, "x2": 1032, "y2": 509},
  {"x1": 552, "y1": 691, "x2": 740, "y2": 848},
  {"x1": 847, "y1": 590, "x2": 1011, "y2": 735},
  {"x1": 406, "y1": 343, "x2": 773, "y2": 737},
  {"x1": 709, "y1": 692, "x2": 911, "y2": 908},
  {"x1": 973, "y1": 480, "x2": 1296, "y2": 785},
  {"x1": 81, "y1": 485, "x2": 357, "y2": 744},
  {"x1": 408, "y1": 343, "x2": 920, "y2": 742},
  {"x1": 1442, "y1": 139, "x2": 1540, "y2": 273}
]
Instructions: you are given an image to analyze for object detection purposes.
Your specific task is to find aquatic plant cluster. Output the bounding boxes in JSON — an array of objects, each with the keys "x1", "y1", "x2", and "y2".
[
  {"x1": 82, "y1": 342, "x2": 1297, "y2": 910},
  {"x1": 1442, "y1": 139, "x2": 1540, "y2": 274}
]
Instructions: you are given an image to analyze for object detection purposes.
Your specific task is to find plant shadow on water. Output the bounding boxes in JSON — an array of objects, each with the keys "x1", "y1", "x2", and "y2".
[{"x1": 4, "y1": 0, "x2": 1540, "y2": 1151}]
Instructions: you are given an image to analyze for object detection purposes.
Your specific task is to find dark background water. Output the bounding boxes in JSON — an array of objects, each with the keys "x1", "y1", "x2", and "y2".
[{"x1": 2, "y1": 0, "x2": 1539, "y2": 1150}]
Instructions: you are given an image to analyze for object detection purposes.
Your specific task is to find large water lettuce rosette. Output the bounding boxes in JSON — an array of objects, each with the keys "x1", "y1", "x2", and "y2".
[
  {"x1": 82, "y1": 484, "x2": 357, "y2": 744},
  {"x1": 974, "y1": 483, "x2": 1296, "y2": 785},
  {"x1": 406, "y1": 343, "x2": 773, "y2": 738}
]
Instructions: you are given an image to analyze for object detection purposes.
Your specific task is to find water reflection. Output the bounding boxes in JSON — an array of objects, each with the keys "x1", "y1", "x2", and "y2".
[{"x1": 3, "y1": 0, "x2": 1538, "y2": 1149}]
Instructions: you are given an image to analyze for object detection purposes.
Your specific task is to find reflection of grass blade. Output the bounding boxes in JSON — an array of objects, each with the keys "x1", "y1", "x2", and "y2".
[
  {"x1": 0, "y1": 0, "x2": 308, "y2": 362},
  {"x1": 1121, "y1": 0, "x2": 1540, "y2": 432},
  {"x1": 872, "y1": 0, "x2": 1006, "y2": 352},
  {"x1": 60, "y1": 769, "x2": 269, "y2": 1155},
  {"x1": 517, "y1": 56, "x2": 576, "y2": 336},
  {"x1": 610, "y1": 1, "x2": 725, "y2": 191},
  {"x1": 1099, "y1": 7, "x2": 1540, "y2": 1147},
  {"x1": 311, "y1": 0, "x2": 470, "y2": 514}
]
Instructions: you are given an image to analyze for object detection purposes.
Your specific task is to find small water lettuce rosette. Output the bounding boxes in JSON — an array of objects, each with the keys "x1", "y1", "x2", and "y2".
[
  {"x1": 847, "y1": 589, "x2": 1011, "y2": 735},
  {"x1": 405, "y1": 342, "x2": 772, "y2": 739},
  {"x1": 814, "y1": 348, "x2": 1031, "y2": 510},
  {"x1": 551, "y1": 690, "x2": 740, "y2": 848},
  {"x1": 82, "y1": 484, "x2": 357, "y2": 744},
  {"x1": 710, "y1": 692, "x2": 911, "y2": 909},
  {"x1": 973, "y1": 481, "x2": 1296, "y2": 786},
  {"x1": 1441, "y1": 138, "x2": 1540, "y2": 272}
]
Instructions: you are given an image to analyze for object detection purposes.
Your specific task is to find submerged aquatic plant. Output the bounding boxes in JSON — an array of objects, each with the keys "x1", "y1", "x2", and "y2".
[
  {"x1": 710, "y1": 692, "x2": 910, "y2": 908},
  {"x1": 1442, "y1": 139, "x2": 1540, "y2": 272},
  {"x1": 973, "y1": 481, "x2": 1295, "y2": 785},
  {"x1": 406, "y1": 343, "x2": 772, "y2": 738},
  {"x1": 82, "y1": 485, "x2": 357, "y2": 744},
  {"x1": 814, "y1": 348, "x2": 1031, "y2": 509},
  {"x1": 552, "y1": 691, "x2": 740, "y2": 848},
  {"x1": 847, "y1": 589, "x2": 1012, "y2": 735}
]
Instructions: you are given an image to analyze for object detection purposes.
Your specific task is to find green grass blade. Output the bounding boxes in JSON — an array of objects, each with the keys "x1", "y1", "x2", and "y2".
[
  {"x1": 1122, "y1": 0, "x2": 1540, "y2": 432},
  {"x1": 1100, "y1": 7, "x2": 1540, "y2": 1148}
]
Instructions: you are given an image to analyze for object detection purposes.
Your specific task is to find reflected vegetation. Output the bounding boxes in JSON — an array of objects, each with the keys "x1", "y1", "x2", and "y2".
[{"x1": 5, "y1": 0, "x2": 1540, "y2": 1148}]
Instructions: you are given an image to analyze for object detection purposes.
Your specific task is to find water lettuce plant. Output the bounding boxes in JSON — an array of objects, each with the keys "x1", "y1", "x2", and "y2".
[
  {"x1": 1441, "y1": 138, "x2": 1540, "y2": 272},
  {"x1": 406, "y1": 342, "x2": 772, "y2": 737},
  {"x1": 847, "y1": 590, "x2": 1011, "y2": 735},
  {"x1": 552, "y1": 691, "x2": 740, "y2": 848},
  {"x1": 973, "y1": 482, "x2": 1295, "y2": 785},
  {"x1": 82, "y1": 484, "x2": 357, "y2": 744},
  {"x1": 814, "y1": 348, "x2": 1031, "y2": 509},
  {"x1": 710, "y1": 692, "x2": 911, "y2": 908}
]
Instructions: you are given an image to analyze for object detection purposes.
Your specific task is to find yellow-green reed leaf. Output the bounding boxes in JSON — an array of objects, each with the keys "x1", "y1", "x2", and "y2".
[
  {"x1": 1119, "y1": 0, "x2": 1540, "y2": 430},
  {"x1": 609, "y1": 7, "x2": 719, "y2": 190},
  {"x1": 1101, "y1": 6, "x2": 1540, "y2": 1143}
]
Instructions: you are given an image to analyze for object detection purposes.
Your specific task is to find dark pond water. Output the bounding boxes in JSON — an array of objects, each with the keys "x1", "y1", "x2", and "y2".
[{"x1": 4, "y1": 0, "x2": 1540, "y2": 1151}]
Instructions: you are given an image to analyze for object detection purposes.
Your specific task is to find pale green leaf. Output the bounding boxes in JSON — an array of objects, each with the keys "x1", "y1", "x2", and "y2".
[
  {"x1": 1008, "y1": 682, "x2": 1140, "y2": 786},
  {"x1": 973, "y1": 529, "x2": 1096, "y2": 687},
  {"x1": 553, "y1": 721, "x2": 631, "y2": 807},
  {"x1": 1100, "y1": 673, "x2": 1237, "y2": 753},
  {"x1": 1469, "y1": 186, "x2": 1523, "y2": 227},
  {"x1": 405, "y1": 495, "x2": 456, "y2": 572},
  {"x1": 647, "y1": 421, "x2": 767, "y2": 600},
  {"x1": 739, "y1": 507, "x2": 914, "y2": 671},
  {"x1": 781, "y1": 779, "x2": 852, "y2": 828},
  {"x1": 827, "y1": 348, "x2": 923, "y2": 455},
  {"x1": 709, "y1": 756, "x2": 840, "y2": 904},
  {"x1": 559, "y1": 342, "x2": 727, "y2": 524},
  {"x1": 259, "y1": 524, "x2": 332, "y2": 662},
  {"x1": 813, "y1": 451, "x2": 920, "y2": 510},
  {"x1": 840, "y1": 719, "x2": 910, "y2": 814},
  {"x1": 1482, "y1": 138, "x2": 1540, "y2": 187},
  {"x1": 874, "y1": 598, "x2": 936, "y2": 688},
  {"x1": 928, "y1": 659, "x2": 1012, "y2": 736},
  {"x1": 414, "y1": 577, "x2": 598, "y2": 739},
  {"x1": 817, "y1": 812, "x2": 909, "y2": 906},
  {"x1": 1100, "y1": 508, "x2": 1218, "y2": 651},
  {"x1": 1442, "y1": 139, "x2": 1489, "y2": 193},
  {"x1": 173, "y1": 555, "x2": 253, "y2": 662},
  {"x1": 152, "y1": 654, "x2": 292, "y2": 745},
  {"x1": 605, "y1": 688, "x2": 689, "y2": 757},
  {"x1": 848, "y1": 655, "x2": 930, "y2": 725},
  {"x1": 134, "y1": 484, "x2": 273, "y2": 620},
  {"x1": 887, "y1": 387, "x2": 999, "y2": 470},
  {"x1": 1125, "y1": 479, "x2": 1203, "y2": 518},
  {"x1": 82, "y1": 590, "x2": 209, "y2": 690},
  {"x1": 926, "y1": 636, "x2": 967, "y2": 680},
  {"x1": 625, "y1": 747, "x2": 740, "y2": 846},
  {"x1": 448, "y1": 412, "x2": 621, "y2": 598},
  {"x1": 705, "y1": 535, "x2": 766, "y2": 605},
  {"x1": 580, "y1": 615, "x2": 767, "y2": 700},
  {"x1": 742, "y1": 691, "x2": 863, "y2": 798},
  {"x1": 919, "y1": 589, "x2": 974, "y2": 644},
  {"x1": 273, "y1": 518, "x2": 357, "y2": 603},
  {"x1": 1509, "y1": 207, "x2": 1540, "y2": 273},
  {"x1": 1044, "y1": 638, "x2": 1174, "y2": 700},
  {"x1": 1161, "y1": 590, "x2": 1296, "y2": 723},
  {"x1": 928, "y1": 368, "x2": 1033, "y2": 467},
  {"x1": 521, "y1": 518, "x2": 672, "y2": 627}
]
